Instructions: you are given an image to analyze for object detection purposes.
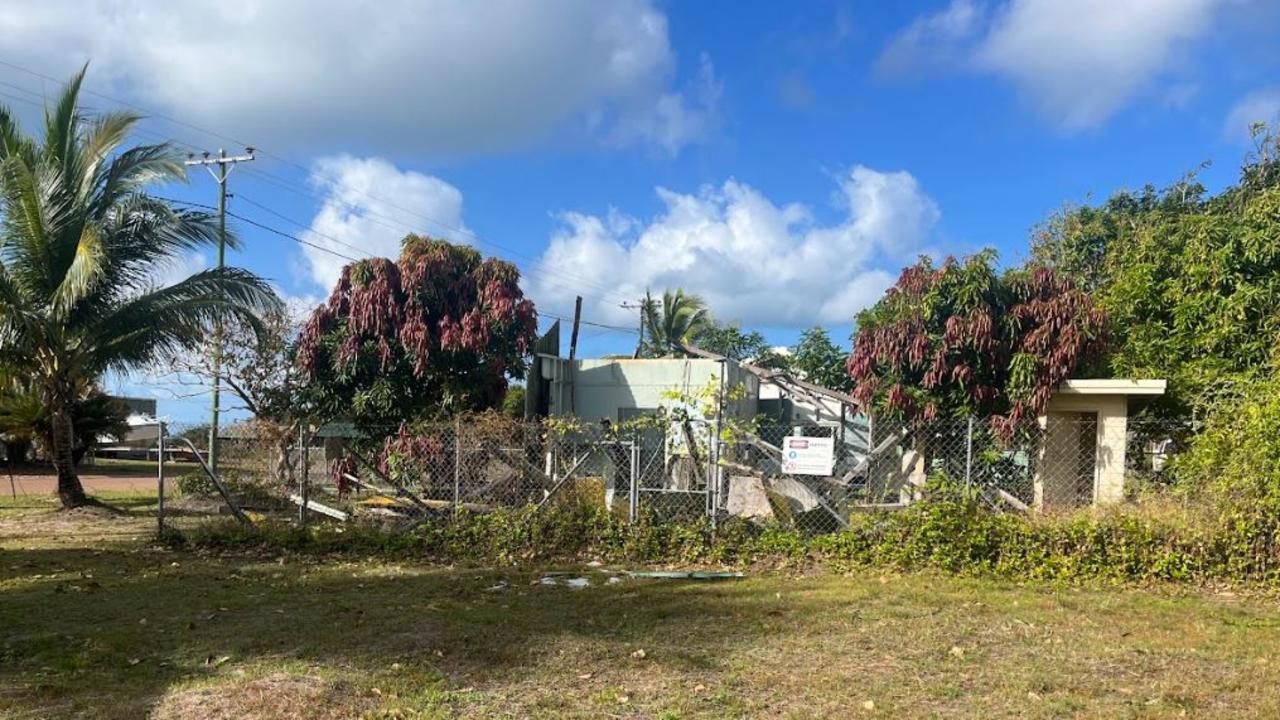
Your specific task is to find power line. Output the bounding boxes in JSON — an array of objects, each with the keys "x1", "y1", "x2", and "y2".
[
  {"x1": 157, "y1": 196, "x2": 362, "y2": 263},
  {"x1": 0, "y1": 89, "x2": 42, "y2": 109},
  {"x1": 234, "y1": 194, "x2": 374, "y2": 260},
  {"x1": 232, "y1": 190, "x2": 631, "y2": 311},
  {"x1": 0, "y1": 58, "x2": 258, "y2": 155},
  {"x1": 236, "y1": 164, "x2": 637, "y2": 305},
  {"x1": 158, "y1": 195, "x2": 639, "y2": 335},
  {"x1": 0, "y1": 61, "x2": 646, "y2": 338},
  {"x1": 136, "y1": 120, "x2": 636, "y2": 309},
  {"x1": 0, "y1": 59, "x2": 639, "y2": 307}
]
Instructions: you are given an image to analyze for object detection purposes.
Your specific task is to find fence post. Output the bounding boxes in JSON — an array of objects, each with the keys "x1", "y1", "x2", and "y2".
[
  {"x1": 156, "y1": 421, "x2": 166, "y2": 533},
  {"x1": 298, "y1": 424, "x2": 309, "y2": 526},
  {"x1": 706, "y1": 423, "x2": 718, "y2": 529},
  {"x1": 629, "y1": 442, "x2": 639, "y2": 523},
  {"x1": 453, "y1": 416, "x2": 462, "y2": 517},
  {"x1": 964, "y1": 416, "x2": 974, "y2": 490}
]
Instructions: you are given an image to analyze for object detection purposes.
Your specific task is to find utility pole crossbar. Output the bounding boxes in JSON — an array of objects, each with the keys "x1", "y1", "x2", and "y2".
[
  {"x1": 621, "y1": 298, "x2": 660, "y2": 358},
  {"x1": 184, "y1": 148, "x2": 255, "y2": 473}
]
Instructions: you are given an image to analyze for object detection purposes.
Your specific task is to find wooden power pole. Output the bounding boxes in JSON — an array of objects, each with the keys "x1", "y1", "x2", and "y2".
[
  {"x1": 184, "y1": 148, "x2": 255, "y2": 472},
  {"x1": 620, "y1": 298, "x2": 659, "y2": 358},
  {"x1": 568, "y1": 296, "x2": 582, "y2": 414}
]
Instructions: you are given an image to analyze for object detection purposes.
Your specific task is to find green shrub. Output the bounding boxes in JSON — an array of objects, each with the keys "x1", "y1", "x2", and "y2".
[
  {"x1": 1170, "y1": 379, "x2": 1280, "y2": 580},
  {"x1": 173, "y1": 468, "x2": 283, "y2": 509},
  {"x1": 174, "y1": 470, "x2": 219, "y2": 498},
  {"x1": 1176, "y1": 379, "x2": 1280, "y2": 506},
  {"x1": 167, "y1": 480, "x2": 1280, "y2": 587}
]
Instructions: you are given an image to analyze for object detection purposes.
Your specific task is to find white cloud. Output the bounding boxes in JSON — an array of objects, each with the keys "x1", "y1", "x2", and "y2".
[
  {"x1": 527, "y1": 166, "x2": 941, "y2": 327},
  {"x1": 151, "y1": 249, "x2": 208, "y2": 290},
  {"x1": 0, "y1": 0, "x2": 712, "y2": 156},
  {"x1": 976, "y1": 0, "x2": 1218, "y2": 129},
  {"x1": 603, "y1": 54, "x2": 723, "y2": 156},
  {"x1": 300, "y1": 156, "x2": 468, "y2": 291},
  {"x1": 1224, "y1": 87, "x2": 1280, "y2": 142},
  {"x1": 875, "y1": 0, "x2": 982, "y2": 79},
  {"x1": 878, "y1": 0, "x2": 1221, "y2": 129}
]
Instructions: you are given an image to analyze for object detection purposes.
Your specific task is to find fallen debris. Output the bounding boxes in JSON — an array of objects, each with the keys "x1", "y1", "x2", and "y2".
[
  {"x1": 288, "y1": 494, "x2": 349, "y2": 521},
  {"x1": 625, "y1": 570, "x2": 744, "y2": 581},
  {"x1": 528, "y1": 568, "x2": 743, "y2": 589},
  {"x1": 538, "y1": 574, "x2": 591, "y2": 589}
]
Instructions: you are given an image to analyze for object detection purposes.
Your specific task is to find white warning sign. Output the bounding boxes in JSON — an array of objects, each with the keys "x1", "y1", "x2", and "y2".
[{"x1": 781, "y1": 435, "x2": 835, "y2": 476}]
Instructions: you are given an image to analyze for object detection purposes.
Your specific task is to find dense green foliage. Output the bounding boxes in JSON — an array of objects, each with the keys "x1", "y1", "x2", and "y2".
[
  {"x1": 500, "y1": 385, "x2": 526, "y2": 418},
  {"x1": 1032, "y1": 131, "x2": 1280, "y2": 415},
  {"x1": 1174, "y1": 377, "x2": 1280, "y2": 521},
  {"x1": 788, "y1": 327, "x2": 853, "y2": 392},
  {"x1": 694, "y1": 322, "x2": 770, "y2": 361},
  {"x1": 0, "y1": 69, "x2": 279, "y2": 506}
]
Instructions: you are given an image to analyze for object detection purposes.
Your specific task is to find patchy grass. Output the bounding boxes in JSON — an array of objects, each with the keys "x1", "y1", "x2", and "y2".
[{"x1": 3, "y1": 495, "x2": 1280, "y2": 719}]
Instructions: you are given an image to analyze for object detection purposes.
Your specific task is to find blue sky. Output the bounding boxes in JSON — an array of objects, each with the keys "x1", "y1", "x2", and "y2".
[{"x1": 2, "y1": 0, "x2": 1280, "y2": 421}]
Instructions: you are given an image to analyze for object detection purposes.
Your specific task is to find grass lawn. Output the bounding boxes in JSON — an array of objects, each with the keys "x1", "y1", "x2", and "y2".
[{"x1": 3, "y1": 494, "x2": 1280, "y2": 719}]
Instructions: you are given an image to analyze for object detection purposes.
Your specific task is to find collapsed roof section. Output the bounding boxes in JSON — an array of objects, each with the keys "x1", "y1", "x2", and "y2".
[{"x1": 673, "y1": 341, "x2": 862, "y2": 416}]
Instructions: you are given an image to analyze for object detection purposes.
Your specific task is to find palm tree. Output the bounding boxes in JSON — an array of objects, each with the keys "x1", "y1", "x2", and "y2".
[
  {"x1": 0, "y1": 375, "x2": 129, "y2": 466},
  {"x1": 639, "y1": 288, "x2": 711, "y2": 357},
  {"x1": 0, "y1": 68, "x2": 280, "y2": 507}
]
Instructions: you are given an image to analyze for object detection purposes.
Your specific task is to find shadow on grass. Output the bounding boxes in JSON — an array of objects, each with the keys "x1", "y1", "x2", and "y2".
[{"x1": 0, "y1": 544, "x2": 786, "y2": 718}]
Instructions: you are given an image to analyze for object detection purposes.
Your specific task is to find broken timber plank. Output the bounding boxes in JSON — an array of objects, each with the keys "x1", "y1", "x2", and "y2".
[
  {"x1": 289, "y1": 494, "x2": 349, "y2": 521},
  {"x1": 848, "y1": 502, "x2": 908, "y2": 512},
  {"x1": 989, "y1": 485, "x2": 1030, "y2": 512},
  {"x1": 465, "y1": 442, "x2": 558, "y2": 503}
]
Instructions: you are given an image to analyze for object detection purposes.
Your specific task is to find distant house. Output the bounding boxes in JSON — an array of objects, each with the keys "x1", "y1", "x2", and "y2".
[{"x1": 92, "y1": 396, "x2": 159, "y2": 459}]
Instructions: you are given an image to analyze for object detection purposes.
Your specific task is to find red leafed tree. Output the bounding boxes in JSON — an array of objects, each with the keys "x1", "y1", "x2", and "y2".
[
  {"x1": 298, "y1": 236, "x2": 538, "y2": 431},
  {"x1": 847, "y1": 250, "x2": 1106, "y2": 433}
]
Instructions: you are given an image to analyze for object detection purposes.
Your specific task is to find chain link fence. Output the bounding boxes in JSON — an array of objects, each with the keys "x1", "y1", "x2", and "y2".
[{"x1": 137, "y1": 413, "x2": 1191, "y2": 535}]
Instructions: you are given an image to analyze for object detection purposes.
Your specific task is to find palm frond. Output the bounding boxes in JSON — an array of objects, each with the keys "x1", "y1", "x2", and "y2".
[
  {"x1": 86, "y1": 267, "x2": 282, "y2": 375},
  {"x1": 43, "y1": 64, "x2": 87, "y2": 171},
  {"x1": 0, "y1": 158, "x2": 62, "y2": 295},
  {"x1": 54, "y1": 194, "x2": 226, "y2": 327},
  {"x1": 0, "y1": 384, "x2": 44, "y2": 441},
  {"x1": 50, "y1": 223, "x2": 106, "y2": 319},
  {"x1": 0, "y1": 105, "x2": 33, "y2": 161},
  {"x1": 77, "y1": 109, "x2": 144, "y2": 200},
  {"x1": 91, "y1": 144, "x2": 187, "y2": 215},
  {"x1": 0, "y1": 264, "x2": 38, "y2": 357},
  {"x1": 0, "y1": 67, "x2": 282, "y2": 505},
  {"x1": 96, "y1": 195, "x2": 224, "y2": 294}
]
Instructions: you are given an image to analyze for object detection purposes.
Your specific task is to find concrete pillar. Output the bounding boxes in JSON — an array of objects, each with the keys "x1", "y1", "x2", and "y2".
[{"x1": 1094, "y1": 397, "x2": 1127, "y2": 505}]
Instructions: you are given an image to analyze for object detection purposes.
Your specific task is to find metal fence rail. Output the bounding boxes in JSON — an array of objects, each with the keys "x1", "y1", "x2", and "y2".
[{"x1": 140, "y1": 414, "x2": 1190, "y2": 534}]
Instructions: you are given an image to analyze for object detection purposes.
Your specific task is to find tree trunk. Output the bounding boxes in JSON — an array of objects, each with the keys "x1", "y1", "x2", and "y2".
[
  {"x1": 272, "y1": 434, "x2": 295, "y2": 490},
  {"x1": 51, "y1": 406, "x2": 87, "y2": 508}
]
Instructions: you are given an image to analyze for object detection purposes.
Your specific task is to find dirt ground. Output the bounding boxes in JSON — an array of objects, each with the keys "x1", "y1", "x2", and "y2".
[{"x1": 1, "y1": 470, "x2": 160, "y2": 496}]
